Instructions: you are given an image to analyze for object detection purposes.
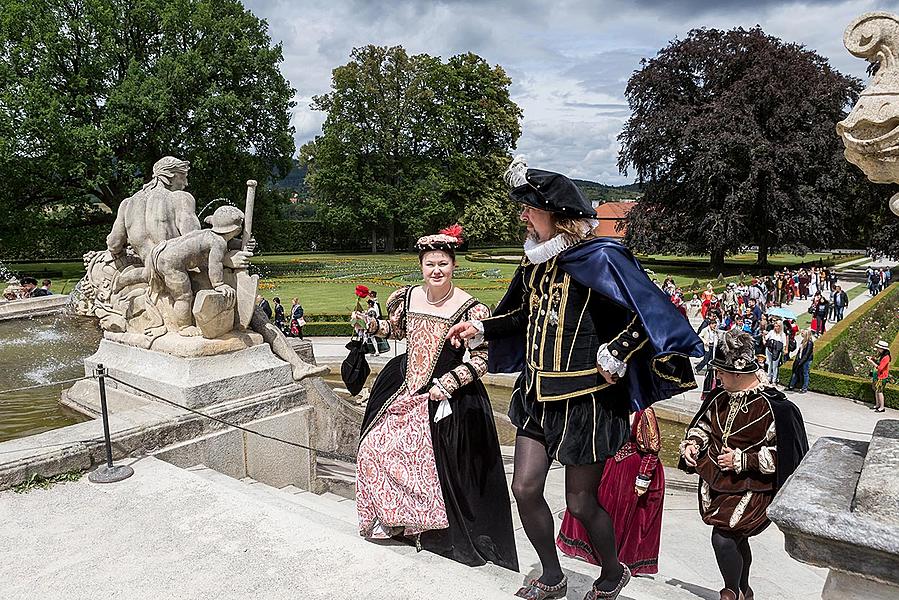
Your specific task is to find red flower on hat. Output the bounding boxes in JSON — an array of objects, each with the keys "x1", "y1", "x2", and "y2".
[
  {"x1": 355, "y1": 285, "x2": 370, "y2": 298},
  {"x1": 440, "y1": 223, "x2": 463, "y2": 241}
]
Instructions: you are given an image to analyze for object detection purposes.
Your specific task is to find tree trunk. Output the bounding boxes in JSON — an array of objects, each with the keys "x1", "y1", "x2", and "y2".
[
  {"x1": 711, "y1": 248, "x2": 726, "y2": 273},
  {"x1": 371, "y1": 229, "x2": 377, "y2": 253},
  {"x1": 386, "y1": 220, "x2": 396, "y2": 253},
  {"x1": 756, "y1": 239, "x2": 770, "y2": 269}
]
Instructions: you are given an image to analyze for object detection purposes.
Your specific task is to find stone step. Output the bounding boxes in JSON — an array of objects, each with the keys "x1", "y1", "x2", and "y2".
[{"x1": 188, "y1": 465, "x2": 708, "y2": 600}]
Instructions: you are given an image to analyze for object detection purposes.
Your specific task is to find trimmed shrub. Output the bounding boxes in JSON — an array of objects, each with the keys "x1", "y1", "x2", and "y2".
[{"x1": 302, "y1": 321, "x2": 354, "y2": 337}]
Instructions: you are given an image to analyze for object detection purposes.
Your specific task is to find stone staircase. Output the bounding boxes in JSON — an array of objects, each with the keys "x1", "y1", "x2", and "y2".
[{"x1": 184, "y1": 464, "x2": 707, "y2": 600}]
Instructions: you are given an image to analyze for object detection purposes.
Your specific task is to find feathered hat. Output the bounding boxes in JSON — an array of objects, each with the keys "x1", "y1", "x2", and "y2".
[
  {"x1": 503, "y1": 155, "x2": 596, "y2": 219},
  {"x1": 711, "y1": 329, "x2": 759, "y2": 374},
  {"x1": 416, "y1": 224, "x2": 463, "y2": 252}
]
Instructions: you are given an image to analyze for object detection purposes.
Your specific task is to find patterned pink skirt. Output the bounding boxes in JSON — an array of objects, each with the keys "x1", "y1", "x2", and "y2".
[{"x1": 356, "y1": 391, "x2": 449, "y2": 538}]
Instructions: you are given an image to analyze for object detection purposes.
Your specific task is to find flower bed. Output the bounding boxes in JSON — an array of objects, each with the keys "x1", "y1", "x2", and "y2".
[{"x1": 780, "y1": 283, "x2": 899, "y2": 407}]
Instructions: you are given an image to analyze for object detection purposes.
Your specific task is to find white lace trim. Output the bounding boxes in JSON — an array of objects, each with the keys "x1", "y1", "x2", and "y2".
[
  {"x1": 726, "y1": 383, "x2": 772, "y2": 401},
  {"x1": 597, "y1": 343, "x2": 627, "y2": 377},
  {"x1": 523, "y1": 233, "x2": 578, "y2": 264}
]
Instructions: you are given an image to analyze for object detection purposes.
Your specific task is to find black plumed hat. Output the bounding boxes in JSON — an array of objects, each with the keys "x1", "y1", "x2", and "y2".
[
  {"x1": 504, "y1": 156, "x2": 596, "y2": 218},
  {"x1": 710, "y1": 329, "x2": 760, "y2": 374}
]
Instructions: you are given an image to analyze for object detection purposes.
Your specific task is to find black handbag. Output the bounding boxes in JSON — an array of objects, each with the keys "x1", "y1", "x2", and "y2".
[
  {"x1": 376, "y1": 338, "x2": 390, "y2": 354},
  {"x1": 341, "y1": 336, "x2": 371, "y2": 396}
]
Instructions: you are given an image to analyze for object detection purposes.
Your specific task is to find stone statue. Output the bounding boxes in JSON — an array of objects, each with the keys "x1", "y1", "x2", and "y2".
[
  {"x1": 144, "y1": 206, "x2": 242, "y2": 336},
  {"x1": 75, "y1": 156, "x2": 327, "y2": 380},
  {"x1": 837, "y1": 11, "x2": 899, "y2": 215}
]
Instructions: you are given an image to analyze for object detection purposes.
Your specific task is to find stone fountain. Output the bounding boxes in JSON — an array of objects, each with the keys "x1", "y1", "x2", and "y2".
[
  {"x1": 66, "y1": 157, "x2": 326, "y2": 413},
  {"x1": 0, "y1": 157, "x2": 359, "y2": 493},
  {"x1": 768, "y1": 12, "x2": 899, "y2": 600}
]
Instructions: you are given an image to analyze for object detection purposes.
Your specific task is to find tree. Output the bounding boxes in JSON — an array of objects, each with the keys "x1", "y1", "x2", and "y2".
[
  {"x1": 0, "y1": 0, "x2": 295, "y2": 223},
  {"x1": 301, "y1": 45, "x2": 522, "y2": 251},
  {"x1": 618, "y1": 27, "x2": 868, "y2": 270}
]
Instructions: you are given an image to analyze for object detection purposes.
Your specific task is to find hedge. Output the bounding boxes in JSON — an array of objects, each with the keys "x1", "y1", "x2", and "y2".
[
  {"x1": 779, "y1": 283, "x2": 899, "y2": 408},
  {"x1": 302, "y1": 321, "x2": 355, "y2": 337}
]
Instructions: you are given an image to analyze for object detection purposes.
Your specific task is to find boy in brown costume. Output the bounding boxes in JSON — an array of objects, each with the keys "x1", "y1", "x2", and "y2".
[{"x1": 680, "y1": 329, "x2": 808, "y2": 600}]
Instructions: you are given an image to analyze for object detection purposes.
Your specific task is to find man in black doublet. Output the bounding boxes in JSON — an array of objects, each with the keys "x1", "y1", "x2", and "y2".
[{"x1": 450, "y1": 159, "x2": 702, "y2": 600}]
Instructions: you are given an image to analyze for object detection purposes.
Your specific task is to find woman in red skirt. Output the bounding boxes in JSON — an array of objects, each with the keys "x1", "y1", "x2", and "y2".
[{"x1": 556, "y1": 408, "x2": 665, "y2": 575}]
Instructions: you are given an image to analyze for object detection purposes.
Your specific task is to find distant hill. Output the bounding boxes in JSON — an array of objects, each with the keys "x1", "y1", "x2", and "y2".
[
  {"x1": 273, "y1": 164, "x2": 641, "y2": 204},
  {"x1": 572, "y1": 179, "x2": 642, "y2": 203}
]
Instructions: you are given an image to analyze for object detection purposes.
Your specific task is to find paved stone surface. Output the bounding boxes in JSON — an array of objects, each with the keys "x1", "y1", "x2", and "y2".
[{"x1": 0, "y1": 457, "x2": 517, "y2": 600}]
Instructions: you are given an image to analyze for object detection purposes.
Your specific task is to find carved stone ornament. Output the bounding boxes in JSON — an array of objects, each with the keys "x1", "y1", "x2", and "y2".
[{"x1": 837, "y1": 11, "x2": 899, "y2": 215}]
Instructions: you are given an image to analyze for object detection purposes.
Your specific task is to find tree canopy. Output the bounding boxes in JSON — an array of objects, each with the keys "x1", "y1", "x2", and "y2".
[
  {"x1": 0, "y1": 0, "x2": 296, "y2": 221},
  {"x1": 300, "y1": 45, "x2": 522, "y2": 250},
  {"x1": 618, "y1": 26, "x2": 872, "y2": 269}
]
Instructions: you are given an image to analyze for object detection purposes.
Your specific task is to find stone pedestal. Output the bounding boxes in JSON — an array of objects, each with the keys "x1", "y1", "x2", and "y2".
[
  {"x1": 81, "y1": 338, "x2": 293, "y2": 409},
  {"x1": 769, "y1": 420, "x2": 899, "y2": 600}
]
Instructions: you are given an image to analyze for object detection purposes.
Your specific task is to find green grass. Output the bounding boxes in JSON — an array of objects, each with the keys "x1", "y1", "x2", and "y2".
[
  {"x1": 4, "y1": 250, "x2": 867, "y2": 315},
  {"x1": 253, "y1": 252, "x2": 520, "y2": 313}
]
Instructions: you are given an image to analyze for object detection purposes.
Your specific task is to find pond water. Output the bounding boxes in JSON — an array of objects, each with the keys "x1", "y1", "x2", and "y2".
[
  {"x1": 324, "y1": 376, "x2": 687, "y2": 467},
  {"x1": 0, "y1": 315, "x2": 100, "y2": 443}
]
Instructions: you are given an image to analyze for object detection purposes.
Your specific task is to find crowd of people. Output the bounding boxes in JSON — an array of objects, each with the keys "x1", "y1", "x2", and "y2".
[
  {"x1": 653, "y1": 261, "x2": 895, "y2": 404},
  {"x1": 2, "y1": 277, "x2": 53, "y2": 301},
  {"x1": 867, "y1": 266, "x2": 892, "y2": 296}
]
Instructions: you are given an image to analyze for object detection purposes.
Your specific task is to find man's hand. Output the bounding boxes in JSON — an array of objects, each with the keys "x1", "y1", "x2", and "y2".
[
  {"x1": 447, "y1": 321, "x2": 478, "y2": 348},
  {"x1": 428, "y1": 385, "x2": 447, "y2": 402},
  {"x1": 717, "y1": 446, "x2": 736, "y2": 471},
  {"x1": 682, "y1": 442, "x2": 699, "y2": 467},
  {"x1": 634, "y1": 486, "x2": 647, "y2": 497},
  {"x1": 598, "y1": 368, "x2": 619, "y2": 385}
]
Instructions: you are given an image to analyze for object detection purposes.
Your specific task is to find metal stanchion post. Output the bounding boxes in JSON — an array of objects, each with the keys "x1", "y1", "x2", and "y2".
[{"x1": 88, "y1": 364, "x2": 134, "y2": 484}]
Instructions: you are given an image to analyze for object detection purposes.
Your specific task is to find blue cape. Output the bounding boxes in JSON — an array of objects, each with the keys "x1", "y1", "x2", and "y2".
[{"x1": 487, "y1": 238, "x2": 704, "y2": 410}]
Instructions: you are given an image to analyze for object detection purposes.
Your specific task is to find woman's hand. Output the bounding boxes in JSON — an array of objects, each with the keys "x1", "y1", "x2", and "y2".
[{"x1": 428, "y1": 385, "x2": 447, "y2": 402}]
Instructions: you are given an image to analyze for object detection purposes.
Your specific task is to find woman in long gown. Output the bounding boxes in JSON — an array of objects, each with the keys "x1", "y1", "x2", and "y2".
[{"x1": 354, "y1": 226, "x2": 519, "y2": 571}]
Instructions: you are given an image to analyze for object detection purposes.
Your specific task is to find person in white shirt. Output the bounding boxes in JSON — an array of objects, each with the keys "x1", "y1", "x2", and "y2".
[
  {"x1": 764, "y1": 320, "x2": 787, "y2": 385},
  {"x1": 696, "y1": 320, "x2": 721, "y2": 372}
]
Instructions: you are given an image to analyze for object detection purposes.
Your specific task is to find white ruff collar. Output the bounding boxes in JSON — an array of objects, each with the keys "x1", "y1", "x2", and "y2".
[{"x1": 524, "y1": 234, "x2": 577, "y2": 264}]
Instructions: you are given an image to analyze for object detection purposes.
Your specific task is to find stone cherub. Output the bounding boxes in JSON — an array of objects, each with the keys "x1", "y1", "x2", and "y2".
[{"x1": 145, "y1": 205, "x2": 242, "y2": 336}]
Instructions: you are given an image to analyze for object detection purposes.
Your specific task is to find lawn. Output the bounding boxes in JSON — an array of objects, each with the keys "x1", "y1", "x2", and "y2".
[{"x1": 3, "y1": 250, "x2": 866, "y2": 316}]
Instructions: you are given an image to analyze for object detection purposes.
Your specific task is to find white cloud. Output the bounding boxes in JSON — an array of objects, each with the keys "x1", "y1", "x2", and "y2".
[{"x1": 245, "y1": 0, "x2": 899, "y2": 183}]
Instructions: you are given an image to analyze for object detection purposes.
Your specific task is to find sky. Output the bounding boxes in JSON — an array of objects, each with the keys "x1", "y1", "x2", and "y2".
[{"x1": 243, "y1": 0, "x2": 899, "y2": 185}]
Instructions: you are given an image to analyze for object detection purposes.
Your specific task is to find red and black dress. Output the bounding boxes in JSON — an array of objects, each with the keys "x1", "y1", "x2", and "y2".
[{"x1": 556, "y1": 408, "x2": 665, "y2": 574}]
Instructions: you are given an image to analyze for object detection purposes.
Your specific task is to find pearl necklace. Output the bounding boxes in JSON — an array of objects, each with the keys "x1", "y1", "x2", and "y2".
[{"x1": 425, "y1": 283, "x2": 454, "y2": 305}]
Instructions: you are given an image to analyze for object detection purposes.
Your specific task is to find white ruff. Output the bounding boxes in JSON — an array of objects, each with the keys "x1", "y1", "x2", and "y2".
[{"x1": 524, "y1": 234, "x2": 577, "y2": 264}]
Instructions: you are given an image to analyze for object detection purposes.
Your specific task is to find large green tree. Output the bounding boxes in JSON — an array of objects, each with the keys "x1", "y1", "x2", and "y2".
[
  {"x1": 0, "y1": 0, "x2": 295, "y2": 221},
  {"x1": 618, "y1": 26, "x2": 871, "y2": 270},
  {"x1": 301, "y1": 45, "x2": 522, "y2": 251}
]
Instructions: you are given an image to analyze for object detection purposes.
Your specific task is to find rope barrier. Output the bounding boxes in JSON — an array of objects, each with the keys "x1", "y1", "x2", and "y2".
[{"x1": 105, "y1": 374, "x2": 358, "y2": 464}]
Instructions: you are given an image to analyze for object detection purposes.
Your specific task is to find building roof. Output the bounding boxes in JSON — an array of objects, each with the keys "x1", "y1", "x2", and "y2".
[
  {"x1": 595, "y1": 201, "x2": 635, "y2": 220},
  {"x1": 593, "y1": 201, "x2": 635, "y2": 239}
]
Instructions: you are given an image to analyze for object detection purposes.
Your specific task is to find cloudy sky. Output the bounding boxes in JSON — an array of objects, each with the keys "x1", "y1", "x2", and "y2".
[{"x1": 244, "y1": 0, "x2": 899, "y2": 185}]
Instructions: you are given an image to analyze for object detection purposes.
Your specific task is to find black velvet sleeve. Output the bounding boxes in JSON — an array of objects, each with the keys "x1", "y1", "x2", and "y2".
[
  {"x1": 587, "y1": 293, "x2": 648, "y2": 363},
  {"x1": 481, "y1": 266, "x2": 530, "y2": 340}
]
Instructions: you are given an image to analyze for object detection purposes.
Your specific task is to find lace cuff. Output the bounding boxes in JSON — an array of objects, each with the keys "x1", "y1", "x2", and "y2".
[
  {"x1": 468, "y1": 319, "x2": 485, "y2": 349},
  {"x1": 597, "y1": 344, "x2": 627, "y2": 377}
]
